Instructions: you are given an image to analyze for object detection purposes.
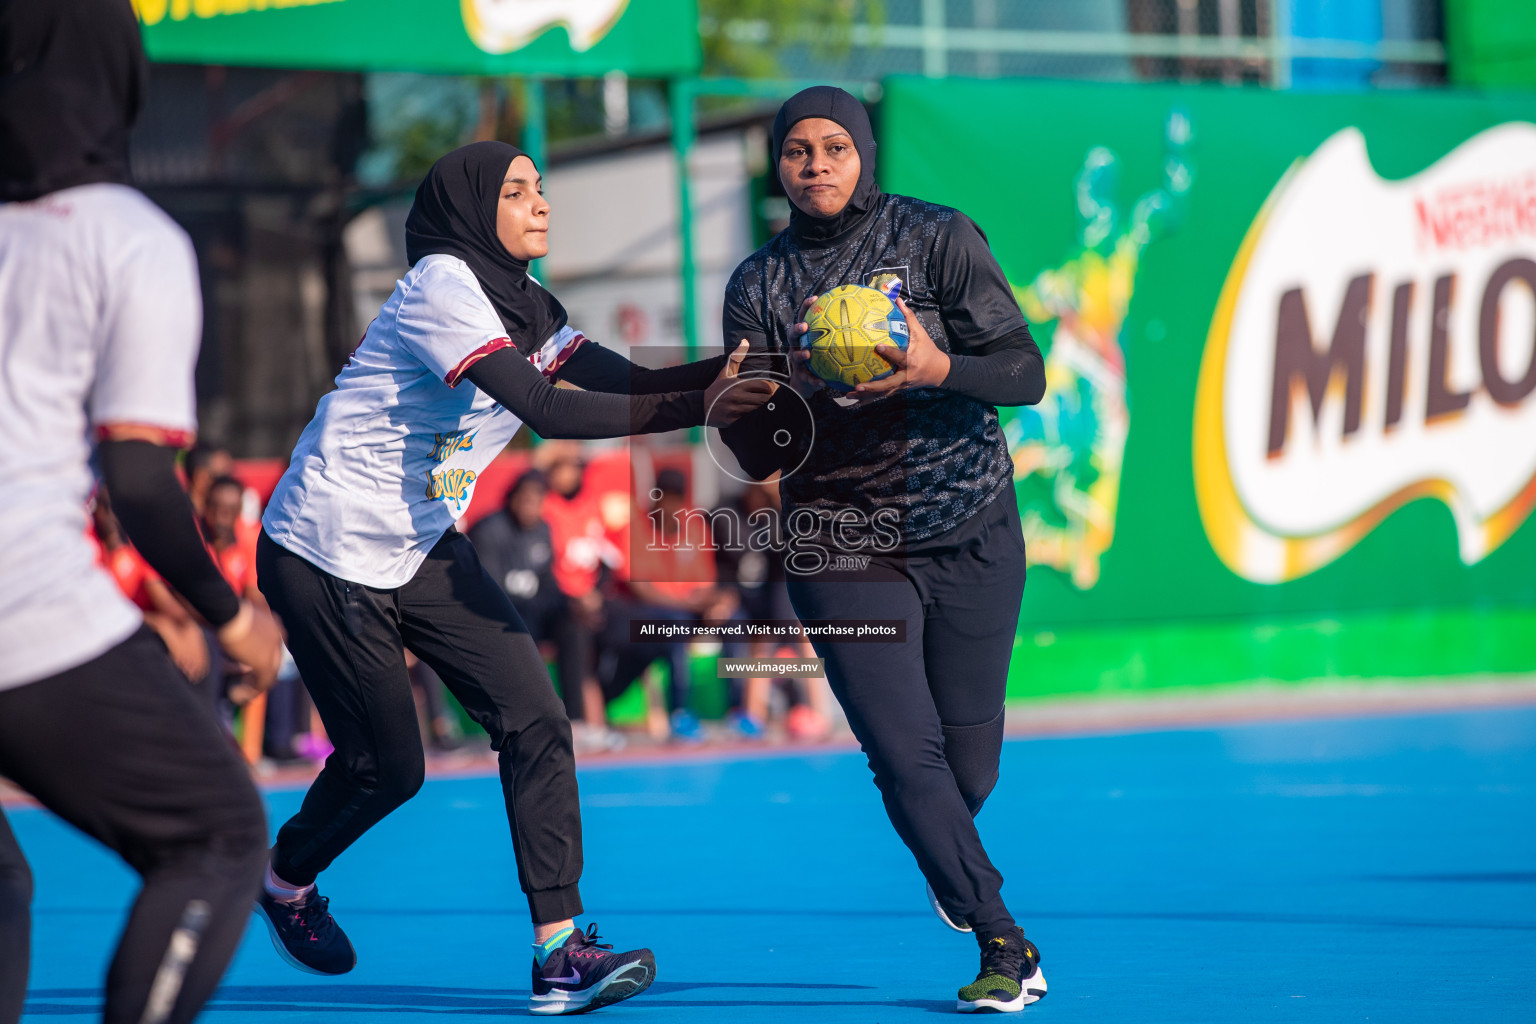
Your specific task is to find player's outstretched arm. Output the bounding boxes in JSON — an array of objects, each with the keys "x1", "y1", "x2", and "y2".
[
  {"x1": 466, "y1": 343, "x2": 771, "y2": 438},
  {"x1": 554, "y1": 340, "x2": 730, "y2": 396}
]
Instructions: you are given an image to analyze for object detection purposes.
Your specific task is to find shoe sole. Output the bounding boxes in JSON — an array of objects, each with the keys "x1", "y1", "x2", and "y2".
[
  {"x1": 253, "y1": 903, "x2": 356, "y2": 976},
  {"x1": 926, "y1": 883, "x2": 972, "y2": 933},
  {"x1": 956, "y1": 970, "x2": 1047, "y2": 1013},
  {"x1": 528, "y1": 954, "x2": 656, "y2": 1016}
]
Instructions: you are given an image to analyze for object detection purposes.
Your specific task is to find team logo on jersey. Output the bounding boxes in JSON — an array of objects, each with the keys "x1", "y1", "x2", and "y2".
[
  {"x1": 428, "y1": 468, "x2": 478, "y2": 510},
  {"x1": 866, "y1": 268, "x2": 908, "y2": 301},
  {"x1": 460, "y1": 0, "x2": 628, "y2": 55},
  {"x1": 431, "y1": 430, "x2": 476, "y2": 463},
  {"x1": 1195, "y1": 123, "x2": 1536, "y2": 583}
]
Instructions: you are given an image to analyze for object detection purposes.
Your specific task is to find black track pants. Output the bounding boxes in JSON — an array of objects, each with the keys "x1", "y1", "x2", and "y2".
[
  {"x1": 786, "y1": 486, "x2": 1027, "y2": 941},
  {"x1": 0, "y1": 628, "x2": 268, "y2": 1024},
  {"x1": 256, "y1": 530, "x2": 583, "y2": 923}
]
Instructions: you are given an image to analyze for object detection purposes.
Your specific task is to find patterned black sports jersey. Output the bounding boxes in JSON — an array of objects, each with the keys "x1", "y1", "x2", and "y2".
[{"x1": 721, "y1": 192, "x2": 1037, "y2": 542}]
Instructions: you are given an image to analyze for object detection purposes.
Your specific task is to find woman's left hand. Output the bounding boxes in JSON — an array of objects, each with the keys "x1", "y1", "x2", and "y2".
[{"x1": 854, "y1": 296, "x2": 951, "y2": 395}]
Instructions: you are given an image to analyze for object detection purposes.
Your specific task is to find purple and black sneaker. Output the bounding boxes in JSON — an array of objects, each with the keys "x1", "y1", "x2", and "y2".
[
  {"x1": 528, "y1": 922, "x2": 656, "y2": 1016},
  {"x1": 254, "y1": 887, "x2": 357, "y2": 975}
]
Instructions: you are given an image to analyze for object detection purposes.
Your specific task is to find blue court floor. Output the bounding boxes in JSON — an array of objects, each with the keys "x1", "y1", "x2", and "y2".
[{"x1": 13, "y1": 705, "x2": 1536, "y2": 1022}]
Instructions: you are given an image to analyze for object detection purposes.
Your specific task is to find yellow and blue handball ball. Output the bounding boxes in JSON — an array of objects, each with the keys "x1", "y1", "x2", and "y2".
[{"x1": 801, "y1": 284, "x2": 910, "y2": 391}]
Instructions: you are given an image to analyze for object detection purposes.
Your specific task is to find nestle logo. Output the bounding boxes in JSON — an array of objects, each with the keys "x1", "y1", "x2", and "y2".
[{"x1": 1414, "y1": 170, "x2": 1536, "y2": 252}]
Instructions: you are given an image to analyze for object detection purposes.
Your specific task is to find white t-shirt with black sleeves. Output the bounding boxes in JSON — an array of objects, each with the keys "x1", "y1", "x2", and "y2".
[
  {"x1": 0, "y1": 183, "x2": 202, "y2": 691},
  {"x1": 262, "y1": 253, "x2": 585, "y2": 588}
]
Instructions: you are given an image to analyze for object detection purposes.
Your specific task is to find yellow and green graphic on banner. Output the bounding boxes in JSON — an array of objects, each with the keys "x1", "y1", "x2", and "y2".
[{"x1": 130, "y1": 0, "x2": 698, "y2": 75}]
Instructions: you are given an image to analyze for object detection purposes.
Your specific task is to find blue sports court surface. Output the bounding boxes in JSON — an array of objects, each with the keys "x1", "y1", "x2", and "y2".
[{"x1": 13, "y1": 705, "x2": 1536, "y2": 1022}]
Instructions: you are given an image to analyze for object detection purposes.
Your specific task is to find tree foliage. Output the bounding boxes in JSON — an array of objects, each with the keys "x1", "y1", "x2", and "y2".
[{"x1": 699, "y1": 0, "x2": 882, "y2": 78}]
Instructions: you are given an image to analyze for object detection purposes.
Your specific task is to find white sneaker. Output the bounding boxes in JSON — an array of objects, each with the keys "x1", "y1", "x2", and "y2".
[
  {"x1": 926, "y1": 882, "x2": 972, "y2": 933},
  {"x1": 572, "y1": 723, "x2": 627, "y2": 755}
]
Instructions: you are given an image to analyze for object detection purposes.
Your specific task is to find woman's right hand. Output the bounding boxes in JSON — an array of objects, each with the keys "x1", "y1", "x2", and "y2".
[{"x1": 705, "y1": 339, "x2": 777, "y2": 426}]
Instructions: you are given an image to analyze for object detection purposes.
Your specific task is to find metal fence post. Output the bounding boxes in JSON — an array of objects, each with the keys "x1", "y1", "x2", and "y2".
[{"x1": 671, "y1": 78, "x2": 699, "y2": 364}]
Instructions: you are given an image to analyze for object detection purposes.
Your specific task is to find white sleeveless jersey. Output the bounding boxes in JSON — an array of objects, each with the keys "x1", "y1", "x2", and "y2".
[
  {"x1": 262, "y1": 254, "x2": 584, "y2": 588},
  {"x1": 0, "y1": 184, "x2": 201, "y2": 691}
]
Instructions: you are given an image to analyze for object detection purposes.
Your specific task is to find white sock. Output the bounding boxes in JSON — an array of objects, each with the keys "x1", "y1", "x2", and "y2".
[{"x1": 264, "y1": 864, "x2": 315, "y2": 904}]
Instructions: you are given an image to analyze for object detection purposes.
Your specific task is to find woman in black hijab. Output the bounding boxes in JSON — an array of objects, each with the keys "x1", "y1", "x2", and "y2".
[
  {"x1": 719, "y1": 86, "x2": 1049, "y2": 1013},
  {"x1": 2, "y1": 5, "x2": 285, "y2": 1024},
  {"x1": 0, "y1": 0, "x2": 146, "y2": 201},
  {"x1": 252, "y1": 140, "x2": 770, "y2": 1014}
]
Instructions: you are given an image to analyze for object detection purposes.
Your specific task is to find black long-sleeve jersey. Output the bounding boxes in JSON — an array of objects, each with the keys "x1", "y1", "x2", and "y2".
[{"x1": 720, "y1": 193, "x2": 1045, "y2": 542}]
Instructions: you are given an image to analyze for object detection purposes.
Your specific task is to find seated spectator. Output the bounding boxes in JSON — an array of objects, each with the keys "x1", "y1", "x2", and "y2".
[
  {"x1": 201, "y1": 473, "x2": 324, "y2": 764},
  {"x1": 185, "y1": 441, "x2": 233, "y2": 517},
  {"x1": 201, "y1": 474, "x2": 260, "y2": 601},
  {"x1": 200, "y1": 473, "x2": 269, "y2": 712},
  {"x1": 539, "y1": 442, "x2": 625, "y2": 752},
  {"x1": 713, "y1": 477, "x2": 832, "y2": 741},
  {"x1": 598, "y1": 469, "x2": 737, "y2": 743},
  {"x1": 468, "y1": 468, "x2": 604, "y2": 747}
]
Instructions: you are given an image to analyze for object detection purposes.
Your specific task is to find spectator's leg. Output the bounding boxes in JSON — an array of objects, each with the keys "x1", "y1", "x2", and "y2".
[
  {"x1": 0, "y1": 629, "x2": 267, "y2": 1024},
  {"x1": 0, "y1": 809, "x2": 32, "y2": 1024},
  {"x1": 666, "y1": 640, "x2": 692, "y2": 714},
  {"x1": 239, "y1": 693, "x2": 267, "y2": 765},
  {"x1": 198, "y1": 627, "x2": 225, "y2": 720},
  {"x1": 631, "y1": 606, "x2": 694, "y2": 713},
  {"x1": 261, "y1": 667, "x2": 298, "y2": 761},
  {"x1": 596, "y1": 603, "x2": 657, "y2": 705},
  {"x1": 550, "y1": 602, "x2": 593, "y2": 724}
]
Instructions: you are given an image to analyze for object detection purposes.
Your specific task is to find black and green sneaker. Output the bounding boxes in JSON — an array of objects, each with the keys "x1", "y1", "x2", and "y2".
[{"x1": 956, "y1": 928, "x2": 1046, "y2": 1013}]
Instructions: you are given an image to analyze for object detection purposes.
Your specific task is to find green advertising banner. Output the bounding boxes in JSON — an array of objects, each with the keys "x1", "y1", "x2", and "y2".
[
  {"x1": 131, "y1": 0, "x2": 700, "y2": 76},
  {"x1": 881, "y1": 77, "x2": 1536, "y2": 695}
]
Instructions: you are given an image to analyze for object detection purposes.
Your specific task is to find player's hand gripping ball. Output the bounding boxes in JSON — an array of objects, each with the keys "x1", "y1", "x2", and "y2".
[{"x1": 801, "y1": 284, "x2": 909, "y2": 391}]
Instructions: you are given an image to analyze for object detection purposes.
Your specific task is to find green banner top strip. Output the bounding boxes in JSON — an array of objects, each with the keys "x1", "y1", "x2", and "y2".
[{"x1": 133, "y1": 0, "x2": 700, "y2": 76}]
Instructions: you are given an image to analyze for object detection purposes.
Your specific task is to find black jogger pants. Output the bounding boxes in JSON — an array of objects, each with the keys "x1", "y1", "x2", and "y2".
[
  {"x1": 256, "y1": 529, "x2": 583, "y2": 923},
  {"x1": 0, "y1": 627, "x2": 269, "y2": 1024},
  {"x1": 786, "y1": 485, "x2": 1027, "y2": 941}
]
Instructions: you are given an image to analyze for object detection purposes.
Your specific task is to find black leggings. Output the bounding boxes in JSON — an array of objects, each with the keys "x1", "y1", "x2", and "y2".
[
  {"x1": 786, "y1": 486, "x2": 1027, "y2": 941},
  {"x1": 256, "y1": 530, "x2": 583, "y2": 924},
  {"x1": 0, "y1": 628, "x2": 268, "y2": 1024}
]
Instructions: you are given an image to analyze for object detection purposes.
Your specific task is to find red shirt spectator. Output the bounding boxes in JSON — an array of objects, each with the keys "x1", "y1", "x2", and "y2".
[{"x1": 201, "y1": 475, "x2": 260, "y2": 598}]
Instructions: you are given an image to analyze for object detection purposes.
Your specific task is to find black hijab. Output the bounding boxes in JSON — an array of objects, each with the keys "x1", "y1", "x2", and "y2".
[
  {"x1": 0, "y1": 0, "x2": 148, "y2": 202},
  {"x1": 771, "y1": 86, "x2": 882, "y2": 247},
  {"x1": 405, "y1": 140, "x2": 567, "y2": 352}
]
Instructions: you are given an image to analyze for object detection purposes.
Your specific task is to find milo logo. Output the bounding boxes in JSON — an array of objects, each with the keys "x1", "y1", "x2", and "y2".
[
  {"x1": 460, "y1": 0, "x2": 628, "y2": 54},
  {"x1": 1196, "y1": 124, "x2": 1536, "y2": 583}
]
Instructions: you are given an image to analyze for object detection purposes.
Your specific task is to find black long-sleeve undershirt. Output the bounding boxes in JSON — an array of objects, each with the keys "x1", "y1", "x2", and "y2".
[
  {"x1": 464, "y1": 345, "x2": 706, "y2": 439},
  {"x1": 938, "y1": 324, "x2": 1046, "y2": 406},
  {"x1": 96, "y1": 439, "x2": 241, "y2": 628},
  {"x1": 554, "y1": 341, "x2": 727, "y2": 395}
]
